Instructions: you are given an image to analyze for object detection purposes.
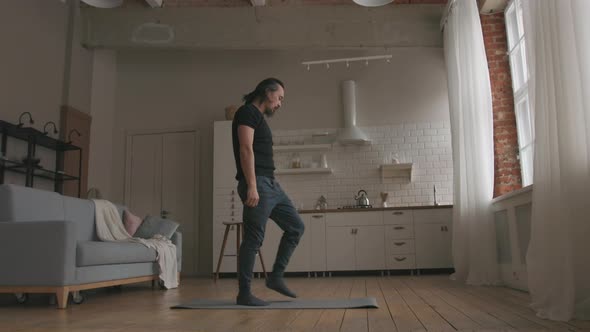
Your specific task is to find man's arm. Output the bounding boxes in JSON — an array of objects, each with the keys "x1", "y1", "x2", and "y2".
[{"x1": 238, "y1": 125, "x2": 259, "y2": 207}]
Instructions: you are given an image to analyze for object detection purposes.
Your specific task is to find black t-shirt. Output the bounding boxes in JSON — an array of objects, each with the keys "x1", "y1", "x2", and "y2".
[{"x1": 232, "y1": 104, "x2": 275, "y2": 181}]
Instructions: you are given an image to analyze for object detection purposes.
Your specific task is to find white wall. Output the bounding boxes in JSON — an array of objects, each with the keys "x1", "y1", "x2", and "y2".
[
  {"x1": 87, "y1": 50, "x2": 117, "y2": 199},
  {"x1": 111, "y1": 48, "x2": 449, "y2": 274}
]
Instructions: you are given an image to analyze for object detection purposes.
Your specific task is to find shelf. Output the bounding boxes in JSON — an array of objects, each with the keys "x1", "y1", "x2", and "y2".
[
  {"x1": 0, "y1": 120, "x2": 80, "y2": 151},
  {"x1": 275, "y1": 167, "x2": 333, "y2": 175},
  {"x1": 380, "y1": 163, "x2": 413, "y2": 181},
  {"x1": 273, "y1": 144, "x2": 332, "y2": 153},
  {"x1": 1, "y1": 159, "x2": 79, "y2": 181}
]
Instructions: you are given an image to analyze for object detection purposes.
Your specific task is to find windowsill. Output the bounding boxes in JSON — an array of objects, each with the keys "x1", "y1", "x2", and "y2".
[{"x1": 491, "y1": 184, "x2": 533, "y2": 204}]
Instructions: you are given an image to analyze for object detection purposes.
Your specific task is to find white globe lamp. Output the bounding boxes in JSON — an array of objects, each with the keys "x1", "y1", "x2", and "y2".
[{"x1": 353, "y1": 0, "x2": 394, "y2": 6}]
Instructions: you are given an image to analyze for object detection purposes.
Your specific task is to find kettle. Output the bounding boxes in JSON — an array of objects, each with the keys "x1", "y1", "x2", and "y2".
[{"x1": 355, "y1": 190, "x2": 370, "y2": 207}]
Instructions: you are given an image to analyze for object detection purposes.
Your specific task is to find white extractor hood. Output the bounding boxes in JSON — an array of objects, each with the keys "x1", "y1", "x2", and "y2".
[{"x1": 337, "y1": 80, "x2": 371, "y2": 145}]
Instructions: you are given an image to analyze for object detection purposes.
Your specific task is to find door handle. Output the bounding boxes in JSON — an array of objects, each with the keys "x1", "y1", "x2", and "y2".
[
  {"x1": 394, "y1": 226, "x2": 405, "y2": 230},
  {"x1": 394, "y1": 242, "x2": 406, "y2": 246},
  {"x1": 312, "y1": 215, "x2": 324, "y2": 219},
  {"x1": 393, "y1": 212, "x2": 404, "y2": 215},
  {"x1": 394, "y1": 257, "x2": 407, "y2": 262}
]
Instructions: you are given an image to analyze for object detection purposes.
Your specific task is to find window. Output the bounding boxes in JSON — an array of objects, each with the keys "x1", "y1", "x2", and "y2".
[{"x1": 505, "y1": 0, "x2": 534, "y2": 186}]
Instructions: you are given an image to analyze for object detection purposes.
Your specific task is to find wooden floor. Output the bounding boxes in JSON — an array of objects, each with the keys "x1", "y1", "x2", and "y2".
[{"x1": 1, "y1": 275, "x2": 588, "y2": 332}]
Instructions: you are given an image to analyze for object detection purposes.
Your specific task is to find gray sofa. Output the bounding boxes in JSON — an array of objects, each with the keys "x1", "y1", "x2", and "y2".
[{"x1": 0, "y1": 184, "x2": 182, "y2": 309}]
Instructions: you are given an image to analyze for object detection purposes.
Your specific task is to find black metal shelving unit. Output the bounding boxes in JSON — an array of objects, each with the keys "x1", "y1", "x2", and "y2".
[{"x1": 0, "y1": 120, "x2": 82, "y2": 197}]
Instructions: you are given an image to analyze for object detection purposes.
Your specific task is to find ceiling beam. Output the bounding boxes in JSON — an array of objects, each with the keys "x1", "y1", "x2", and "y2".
[{"x1": 82, "y1": 5, "x2": 443, "y2": 50}]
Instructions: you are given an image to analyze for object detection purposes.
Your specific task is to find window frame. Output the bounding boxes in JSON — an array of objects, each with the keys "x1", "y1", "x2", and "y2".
[{"x1": 505, "y1": 0, "x2": 534, "y2": 186}]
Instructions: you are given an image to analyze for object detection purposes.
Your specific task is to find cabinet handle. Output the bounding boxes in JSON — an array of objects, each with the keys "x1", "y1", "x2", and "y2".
[
  {"x1": 441, "y1": 226, "x2": 444, "y2": 231},
  {"x1": 393, "y1": 212, "x2": 404, "y2": 215},
  {"x1": 394, "y1": 226, "x2": 405, "y2": 230},
  {"x1": 394, "y1": 242, "x2": 406, "y2": 246},
  {"x1": 394, "y1": 257, "x2": 407, "y2": 262},
  {"x1": 312, "y1": 215, "x2": 324, "y2": 219}
]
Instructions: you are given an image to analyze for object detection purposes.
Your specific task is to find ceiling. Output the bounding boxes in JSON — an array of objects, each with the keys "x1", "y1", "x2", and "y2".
[{"x1": 121, "y1": 0, "x2": 448, "y2": 8}]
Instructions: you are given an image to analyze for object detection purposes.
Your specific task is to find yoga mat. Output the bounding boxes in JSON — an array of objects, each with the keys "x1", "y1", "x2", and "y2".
[{"x1": 171, "y1": 297, "x2": 378, "y2": 310}]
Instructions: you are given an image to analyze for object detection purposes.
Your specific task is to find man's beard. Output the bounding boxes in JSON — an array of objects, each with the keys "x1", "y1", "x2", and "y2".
[{"x1": 264, "y1": 108, "x2": 275, "y2": 117}]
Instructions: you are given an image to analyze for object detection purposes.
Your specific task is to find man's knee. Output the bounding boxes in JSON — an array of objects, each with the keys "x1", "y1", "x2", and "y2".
[
  {"x1": 242, "y1": 233, "x2": 264, "y2": 251},
  {"x1": 289, "y1": 219, "x2": 305, "y2": 242}
]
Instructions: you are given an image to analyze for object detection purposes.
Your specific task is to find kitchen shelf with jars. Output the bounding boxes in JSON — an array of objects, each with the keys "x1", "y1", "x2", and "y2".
[{"x1": 272, "y1": 132, "x2": 334, "y2": 175}]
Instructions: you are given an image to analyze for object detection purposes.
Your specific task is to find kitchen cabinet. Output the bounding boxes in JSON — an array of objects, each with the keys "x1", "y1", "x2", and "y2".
[
  {"x1": 261, "y1": 213, "x2": 324, "y2": 273},
  {"x1": 309, "y1": 213, "x2": 327, "y2": 272},
  {"x1": 383, "y1": 210, "x2": 416, "y2": 270},
  {"x1": 326, "y1": 212, "x2": 385, "y2": 271},
  {"x1": 414, "y1": 209, "x2": 453, "y2": 269}
]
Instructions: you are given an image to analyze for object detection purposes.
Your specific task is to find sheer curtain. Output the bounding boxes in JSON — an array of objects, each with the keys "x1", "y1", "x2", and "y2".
[
  {"x1": 443, "y1": 0, "x2": 499, "y2": 285},
  {"x1": 523, "y1": 0, "x2": 590, "y2": 321}
]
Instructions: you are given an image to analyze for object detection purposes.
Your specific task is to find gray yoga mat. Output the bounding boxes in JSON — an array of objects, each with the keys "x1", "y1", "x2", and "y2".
[{"x1": 171, "y1": 297, "x2": 378, "y2": 310}]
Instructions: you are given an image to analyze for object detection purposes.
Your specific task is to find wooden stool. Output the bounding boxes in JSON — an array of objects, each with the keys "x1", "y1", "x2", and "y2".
[{"x1": 214, "y1": 221, "x2": 267, "y2": 281}]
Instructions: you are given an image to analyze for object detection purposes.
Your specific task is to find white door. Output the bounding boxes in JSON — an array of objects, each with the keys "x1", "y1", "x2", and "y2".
[
  {"x1": 355, "y1": 225, "x2": 386, "y2": 270},
  {"x1": 326, "y1": 227, "x2": 355, "y2": 271},
  {"x1": 127, "y1": 134, "x2": 162, "y2": 218},
  {"x1": 414, "y1": 223, "x2": 453, "y2": 269},
  {"x1": 126, "y1": 131, "x2": 199, "y2": 275}
]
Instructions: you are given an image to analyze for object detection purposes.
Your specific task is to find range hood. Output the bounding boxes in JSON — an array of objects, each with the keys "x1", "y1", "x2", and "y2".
[{"x1": 337, "y1": 80, "x2": 371, "y2": 145}]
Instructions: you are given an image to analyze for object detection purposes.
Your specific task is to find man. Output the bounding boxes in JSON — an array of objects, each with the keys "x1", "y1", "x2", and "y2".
[{"x1": 232, "y1": 78, "x2": 305, "y2": 306}]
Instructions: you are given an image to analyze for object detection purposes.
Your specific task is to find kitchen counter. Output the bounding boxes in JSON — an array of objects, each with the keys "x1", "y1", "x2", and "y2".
[{"x1": 298, "y1": 205, "x2": 453, "y2": 214}]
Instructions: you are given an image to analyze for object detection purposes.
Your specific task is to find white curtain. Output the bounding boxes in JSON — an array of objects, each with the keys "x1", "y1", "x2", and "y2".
[
  {"x1": 523, "y1": 0, "x2": 590, "y2": 321},
  {"x1": 443, "y1": 0, "x2": 499, "y2": 285}
]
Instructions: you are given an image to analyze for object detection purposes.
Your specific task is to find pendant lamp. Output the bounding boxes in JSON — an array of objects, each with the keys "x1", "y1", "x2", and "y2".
[{"x1": 353, "y1": 0, "x2": 394, "y2": 7}]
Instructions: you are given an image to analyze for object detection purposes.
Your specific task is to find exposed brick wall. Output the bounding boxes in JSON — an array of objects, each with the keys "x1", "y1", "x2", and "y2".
[{"x1": 481, "y1": 13, "x2": 522, "y2": 197}]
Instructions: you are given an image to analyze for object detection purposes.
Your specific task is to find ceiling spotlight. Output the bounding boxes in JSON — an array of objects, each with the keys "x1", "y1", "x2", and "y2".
[
  {"x1": 352, "y1": 0, "x2": 394, "y2": 7},
  {"x1": 80, "y1": 0, "x2": 123, "y2": 8}
]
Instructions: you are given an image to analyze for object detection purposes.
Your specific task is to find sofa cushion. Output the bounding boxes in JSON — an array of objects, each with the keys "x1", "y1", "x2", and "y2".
[
  {"x1": 0, "y1": 184, "x2": 65, "y2": 222},
  {"x1": 123, "y1": 210, "x2": 143, "y2": 236},
  {"x1": 77, "y1": 241, "x2": 157, "y2": 267},
  {"x1": 135, "y1": 215, "x2": 179, "y2": 240}
]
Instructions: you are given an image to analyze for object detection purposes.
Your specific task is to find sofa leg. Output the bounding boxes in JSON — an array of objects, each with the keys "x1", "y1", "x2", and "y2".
[{"x1": 56, "y1": 287, "x2": 69, "y2": 309}]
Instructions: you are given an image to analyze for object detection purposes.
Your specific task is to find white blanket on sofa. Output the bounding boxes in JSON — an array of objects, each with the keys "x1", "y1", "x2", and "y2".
[{"x1": 93, "y1": 199, "x2": 178, "y2": 289}]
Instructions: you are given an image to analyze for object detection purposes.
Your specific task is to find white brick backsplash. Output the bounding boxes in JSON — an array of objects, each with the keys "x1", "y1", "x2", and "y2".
[
  {"x1": 418, "y1": 136, "x2": 432, "y2": 143},
  {"x1": 272, "y1": 121, "x2": 454, "y2": 208},
  {"x1": 410, "y1": 130, "x2": 424, "y2": 137},
  {"x1": 391, "y1": 137, "x2": 404, "y2": 144},
  {"x1": 424, "y1": 129, "x2": 438, "y2": 136},
  {"x1": 437, "y1": 128, "x2": 451, "y2": 135},
  {"x1": 432, "y1": 121, "x2": 445, "y2": 129},
  {"x1": 417, "y1": 123, "x2": 431, "y2": 129}
]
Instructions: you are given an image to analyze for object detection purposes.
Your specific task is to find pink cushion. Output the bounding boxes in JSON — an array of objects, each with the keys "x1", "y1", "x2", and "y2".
[{"x1": 123, "y1": 210, "x2": 143, "y2": 236}]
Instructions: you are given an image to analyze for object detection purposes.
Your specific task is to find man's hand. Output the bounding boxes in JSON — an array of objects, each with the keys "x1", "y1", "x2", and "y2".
[{"x1": 245, "y1": 186, "x2": 260, "y2": 207}]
